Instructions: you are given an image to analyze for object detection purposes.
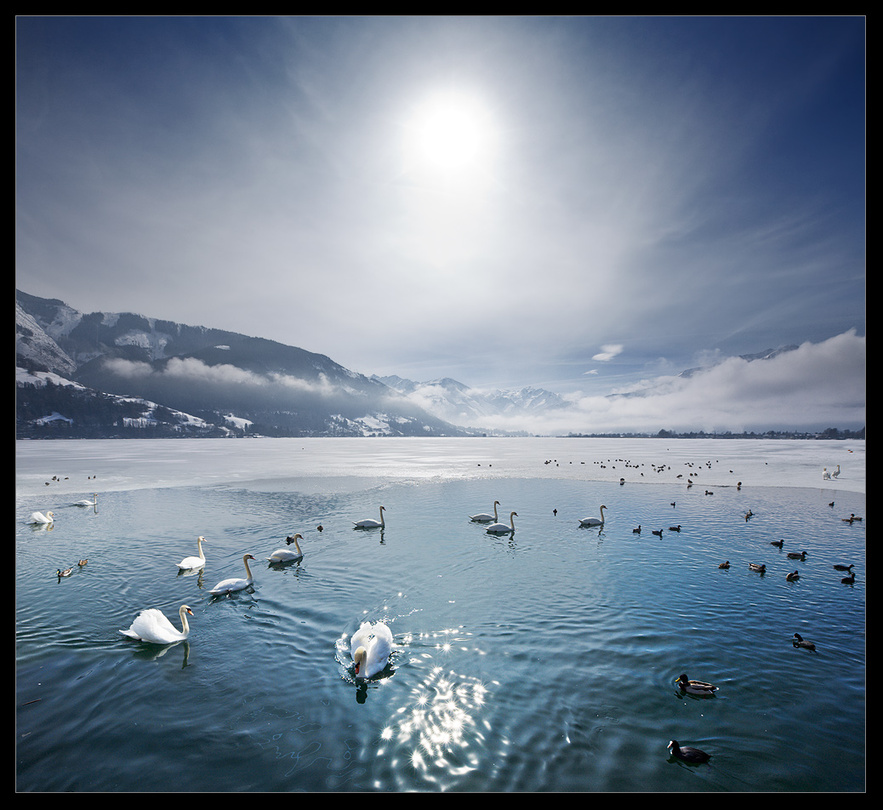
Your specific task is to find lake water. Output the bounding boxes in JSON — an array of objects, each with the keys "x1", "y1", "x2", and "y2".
[{"x1": 16, "y1": 438, "x2": 865, "y2": 792}]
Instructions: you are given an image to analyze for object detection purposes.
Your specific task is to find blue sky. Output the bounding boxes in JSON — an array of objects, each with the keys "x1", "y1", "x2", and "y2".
[{"x1": 16, "y1": 16, "x2": 865, "y2": 431}]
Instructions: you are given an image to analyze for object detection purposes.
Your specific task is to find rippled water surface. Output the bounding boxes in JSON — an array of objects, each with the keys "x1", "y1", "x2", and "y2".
[{"x1": 16, "y1": 439, "x2": 865, "y2": 792}]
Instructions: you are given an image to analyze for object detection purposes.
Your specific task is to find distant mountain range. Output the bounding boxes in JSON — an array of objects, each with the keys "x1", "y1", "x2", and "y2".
[
  {"x1": 16, "y1": 289, "x2": 816, "y2": 440},
  {"x1": 16, "y1": 290, "x2": 568, "y2": 439}
]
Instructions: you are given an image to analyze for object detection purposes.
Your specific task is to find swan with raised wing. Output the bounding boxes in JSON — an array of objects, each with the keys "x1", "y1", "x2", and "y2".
[
  {"x1": 470, "y1": 500, "x2": 501, "y2": 523},
  {"x1": 487, "y1": 511, "x2": 518, "y2": 534},
  {"x1": 579, "y1": 505, "x2": 607, "y2": 527},
  {"x1": 268, "y1": 533, "x2": 304, "y2": 563},
  {"x1": 176, "y1": 536, "x2": 208, "y2": 570},
  {"x1": 354, "y1": 506, "x2": 385, "y2": 529},
  {"x1": 120, "y1": 605, "x2": 194, "y2": 645},
  {"x1": 351, "y1": 621, "x2": 394, "y2": 680},
  {"x1": 209, "y1": 554, "x2": 256, "y2": 595}
]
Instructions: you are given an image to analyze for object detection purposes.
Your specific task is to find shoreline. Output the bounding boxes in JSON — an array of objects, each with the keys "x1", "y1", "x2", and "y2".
[{"x1": 15, "y1": 436, "x2": 865, "y2": 499}]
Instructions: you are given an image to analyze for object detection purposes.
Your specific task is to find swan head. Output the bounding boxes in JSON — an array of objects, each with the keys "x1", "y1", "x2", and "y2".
[
  {"x1": 353, "y1": 646, "x2": 367, "y2": 676},
  {"x1": 181, "y1": 605, "x2": 194, "y2": 617}
]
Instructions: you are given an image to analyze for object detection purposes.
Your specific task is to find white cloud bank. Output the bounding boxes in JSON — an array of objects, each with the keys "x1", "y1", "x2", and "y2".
[{"x1": 493, "y1": 330, "x2": 866, "y2": 435}]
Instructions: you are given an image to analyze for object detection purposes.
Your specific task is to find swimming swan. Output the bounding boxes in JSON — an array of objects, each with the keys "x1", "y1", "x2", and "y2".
[
  {"x1": 354, "y1": 506, "x2": 385, "y2": 529},
  {"x1": 209, "y1": 554, "x2": 256, "y2": 595},
  {"x1": 72, "y1": 494, "x2": 98, "y2": 507},
  {"x1": 487, "y1": 511, "x2": 518, "y2": 534},
  {"x1": 268, "y1": 533, "x2": 304, "y2": 563},
  {"x1": 177, "y1": 536, "x2": 207, "y2": 570},
  {"x1": 470, "y1": 500, "x2": 501, "y2": 522},
  {"x1": 350, "y1": 621, "x2": 394, "y2": 679},
  {"x1": 30, "y1": 511, "x2": 55, "y2": 524},
  {"x1": 579, "y1": 505, "x2": 607, "y2": 527},
  {"x1": 120, "y1": 605, "x2": 194, "y2": 645}
]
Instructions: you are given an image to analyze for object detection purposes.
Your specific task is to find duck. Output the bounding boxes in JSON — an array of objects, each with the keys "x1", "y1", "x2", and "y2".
[
  {"x1": 350, "y1": 620, "x2": 394, "y2": 680},
  {"x1": 787, "y1": 551, "x2": 807, "y2": 560},
  {"x1": 651, "y1": 529, "x2": 664, "y2": 537},
  {"x1": 718, "y1": 561, "x2": 730, "y2": 569},
  {"x1": 668, "y1": 525, "x2": 681, "y2": 532},
  {"x1": 786, "y1": 570, "x2": 800, "y2": 582},
  {"x1": 119, "y1": 605, "x2": 194, "y2": 645},
  {"x1": 578, "y1": 505, "x2": 607, "y2": 527},
  {"x1": 793, "y1": 633, "x2": 815, "y2": 650},
  {"x1": 841, "y1": 513, "x2": 859, "y2": 523},
  {"x1": 676, "y1": 674, "x2": 718, "y2": 697},
  {"x1": 667, "y1": 739, "x2": 711, "y2": 764},
  {"x1": 176, "y1": 536, "x2": 208, "y2": 570},
  {"x1": 770, "y1": 538, "x2": 784, "y2": 548},
  {"x1": 56, "y1": 567, "x2": 73, "y2": 578},
  {"x1": 632, "y1": 525, "x2": 642, "y2": 534},
  {"x1": 748, "y1": 563, "x2": 766, "y2": 573},
  {"x1": 487, "y1": 511, "x2": 518, "y2": 534},
  {"x1": 77, "y1": 559, "x2": 88, "y2": 567},
  {"x1": 841, "y1": 572, "x2": 856, "y2": 584},
  {"x1": 353, "y1": 506, "x2": 386, "y2": 529},
  {"x1": 209, "y1": 554, "x2": 256, "y2": 595},
  {"x1": 469, "y1": 500, "x2": 501, "y2": 523},
  {"x1": 267, "y1": 533, "x2": 304, "y2": 563},
  {"x1": 833, "y1": 564, "x2": 854, "y2": 572},
  {"x1": 30, "y1": 511, "x2": 55, "y2": 525}
]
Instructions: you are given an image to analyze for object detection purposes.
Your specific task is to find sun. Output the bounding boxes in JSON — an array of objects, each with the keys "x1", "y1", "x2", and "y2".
[{"x1": 403, "y1": 91, "x2": 496, "y2": 180}]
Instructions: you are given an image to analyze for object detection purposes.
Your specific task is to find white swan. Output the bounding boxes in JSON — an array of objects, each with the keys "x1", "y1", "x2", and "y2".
[
  {"x1": 579, "y1": 505, "x2": 607, "y2": 527},
  {"x1": 267, "y1": 533, "x2": 304, "y2": 563},
  {"x1": 209, "y1": 554, "x2": 256, "y2": 595},
  {"x1": 831, "y1": 465, "x2": 841, "y2": 479},
  {"x1": 487, "y1": 511, "x2": 518, "y2": 534},
  {"x1": 120, "y1": 604, "x2": 193, "y2": 644},
  {"x1": 470, "y1": 500, "x2": 500, "y2": 522},
  {"x1": 29, "y1": 511, "x2": 55, "y2": 524},
  {"x1": 354, "y1": 505, "x2": 386, "y2": 529},
  {"x1": 823, "y1": 468, "x2": 832, "y2": 480},
  {"x1": 73, "y1": 493, "x2": 98, "y2": 507},
  {"x1": 177, "y1": 536, "x2": 208, "y2": 570},
  {"x1": 350, "y1": 621, "x2": 394, "y2": 679}
]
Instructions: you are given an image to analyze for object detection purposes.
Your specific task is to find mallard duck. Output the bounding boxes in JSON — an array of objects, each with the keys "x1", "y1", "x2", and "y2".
[
  {"x1": 77, "y1": 559, "x2": 88, "y2": 567},
  {"x1": 718, "y1": 561, "x2": 730, "y2": 569},
  {"x1": 770, "y1": 538, "x2": 784, "y2": 548},
  {"x1": 748, "y1": 563, "x2": 766, "y2": 573},
  {"x1": 787, "y1": 551, "x2": 807, "y2": 560},
  {"x1": 651, "y1": 529, "x2": 664, "y2": 537},
  {"x1": 841, "y1": 572, "x2": 856, "y2": 584},
  {"x1": 786, "y1": 570, "x2": 800, "y2": 582},
  {"x1": 668, "y1": 525, "x2": 681, "y2": 532},
  {"x1": 676, "y1": 674, "x2": 718, "y2": 696},
  {"x1": 793, "y1": 633, "x2": 816, "y2": 650},
  {"x1": 833, "y1": 564, "x2": 854, "y2": 572},
  {"x1": 632, "y1": 525, "x2": 642, "y2": 534},
  {"x1": 56, "y1": 567, "x2": 73, "y2": 578},
  {"x1": 668, "y1": 739, "x2": 711, "y2": 764}
]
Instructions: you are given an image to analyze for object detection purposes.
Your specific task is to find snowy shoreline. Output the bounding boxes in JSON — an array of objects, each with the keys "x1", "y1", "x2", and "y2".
[{"x1": 15, "y1": 436, "x2": 865, "y2": 499}]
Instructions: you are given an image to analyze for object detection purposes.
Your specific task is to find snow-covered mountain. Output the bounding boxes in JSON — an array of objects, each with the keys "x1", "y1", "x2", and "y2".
[
  {"x1": 15, "y1": 290, "x2": 469, "y2": 439},
  {"x1": 373, "y1": 375, "x2": 567, "y2": 433}
]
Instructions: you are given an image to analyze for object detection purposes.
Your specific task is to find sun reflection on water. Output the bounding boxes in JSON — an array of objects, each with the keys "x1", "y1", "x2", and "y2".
[{"x1": 377, "y1": 626, "x2": 497, "y2": 790}]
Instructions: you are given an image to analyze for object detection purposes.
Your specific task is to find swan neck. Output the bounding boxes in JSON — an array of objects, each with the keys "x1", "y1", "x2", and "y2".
[
  {"x1": 292, "y1": 535, "x2": 302, "y2": 555},
  {"x1": 178, "y1": 606, "x2": 191, "y2": 636},
  {"x1": 243, "y1": 555, "x2": 253, "y2": 581}
]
